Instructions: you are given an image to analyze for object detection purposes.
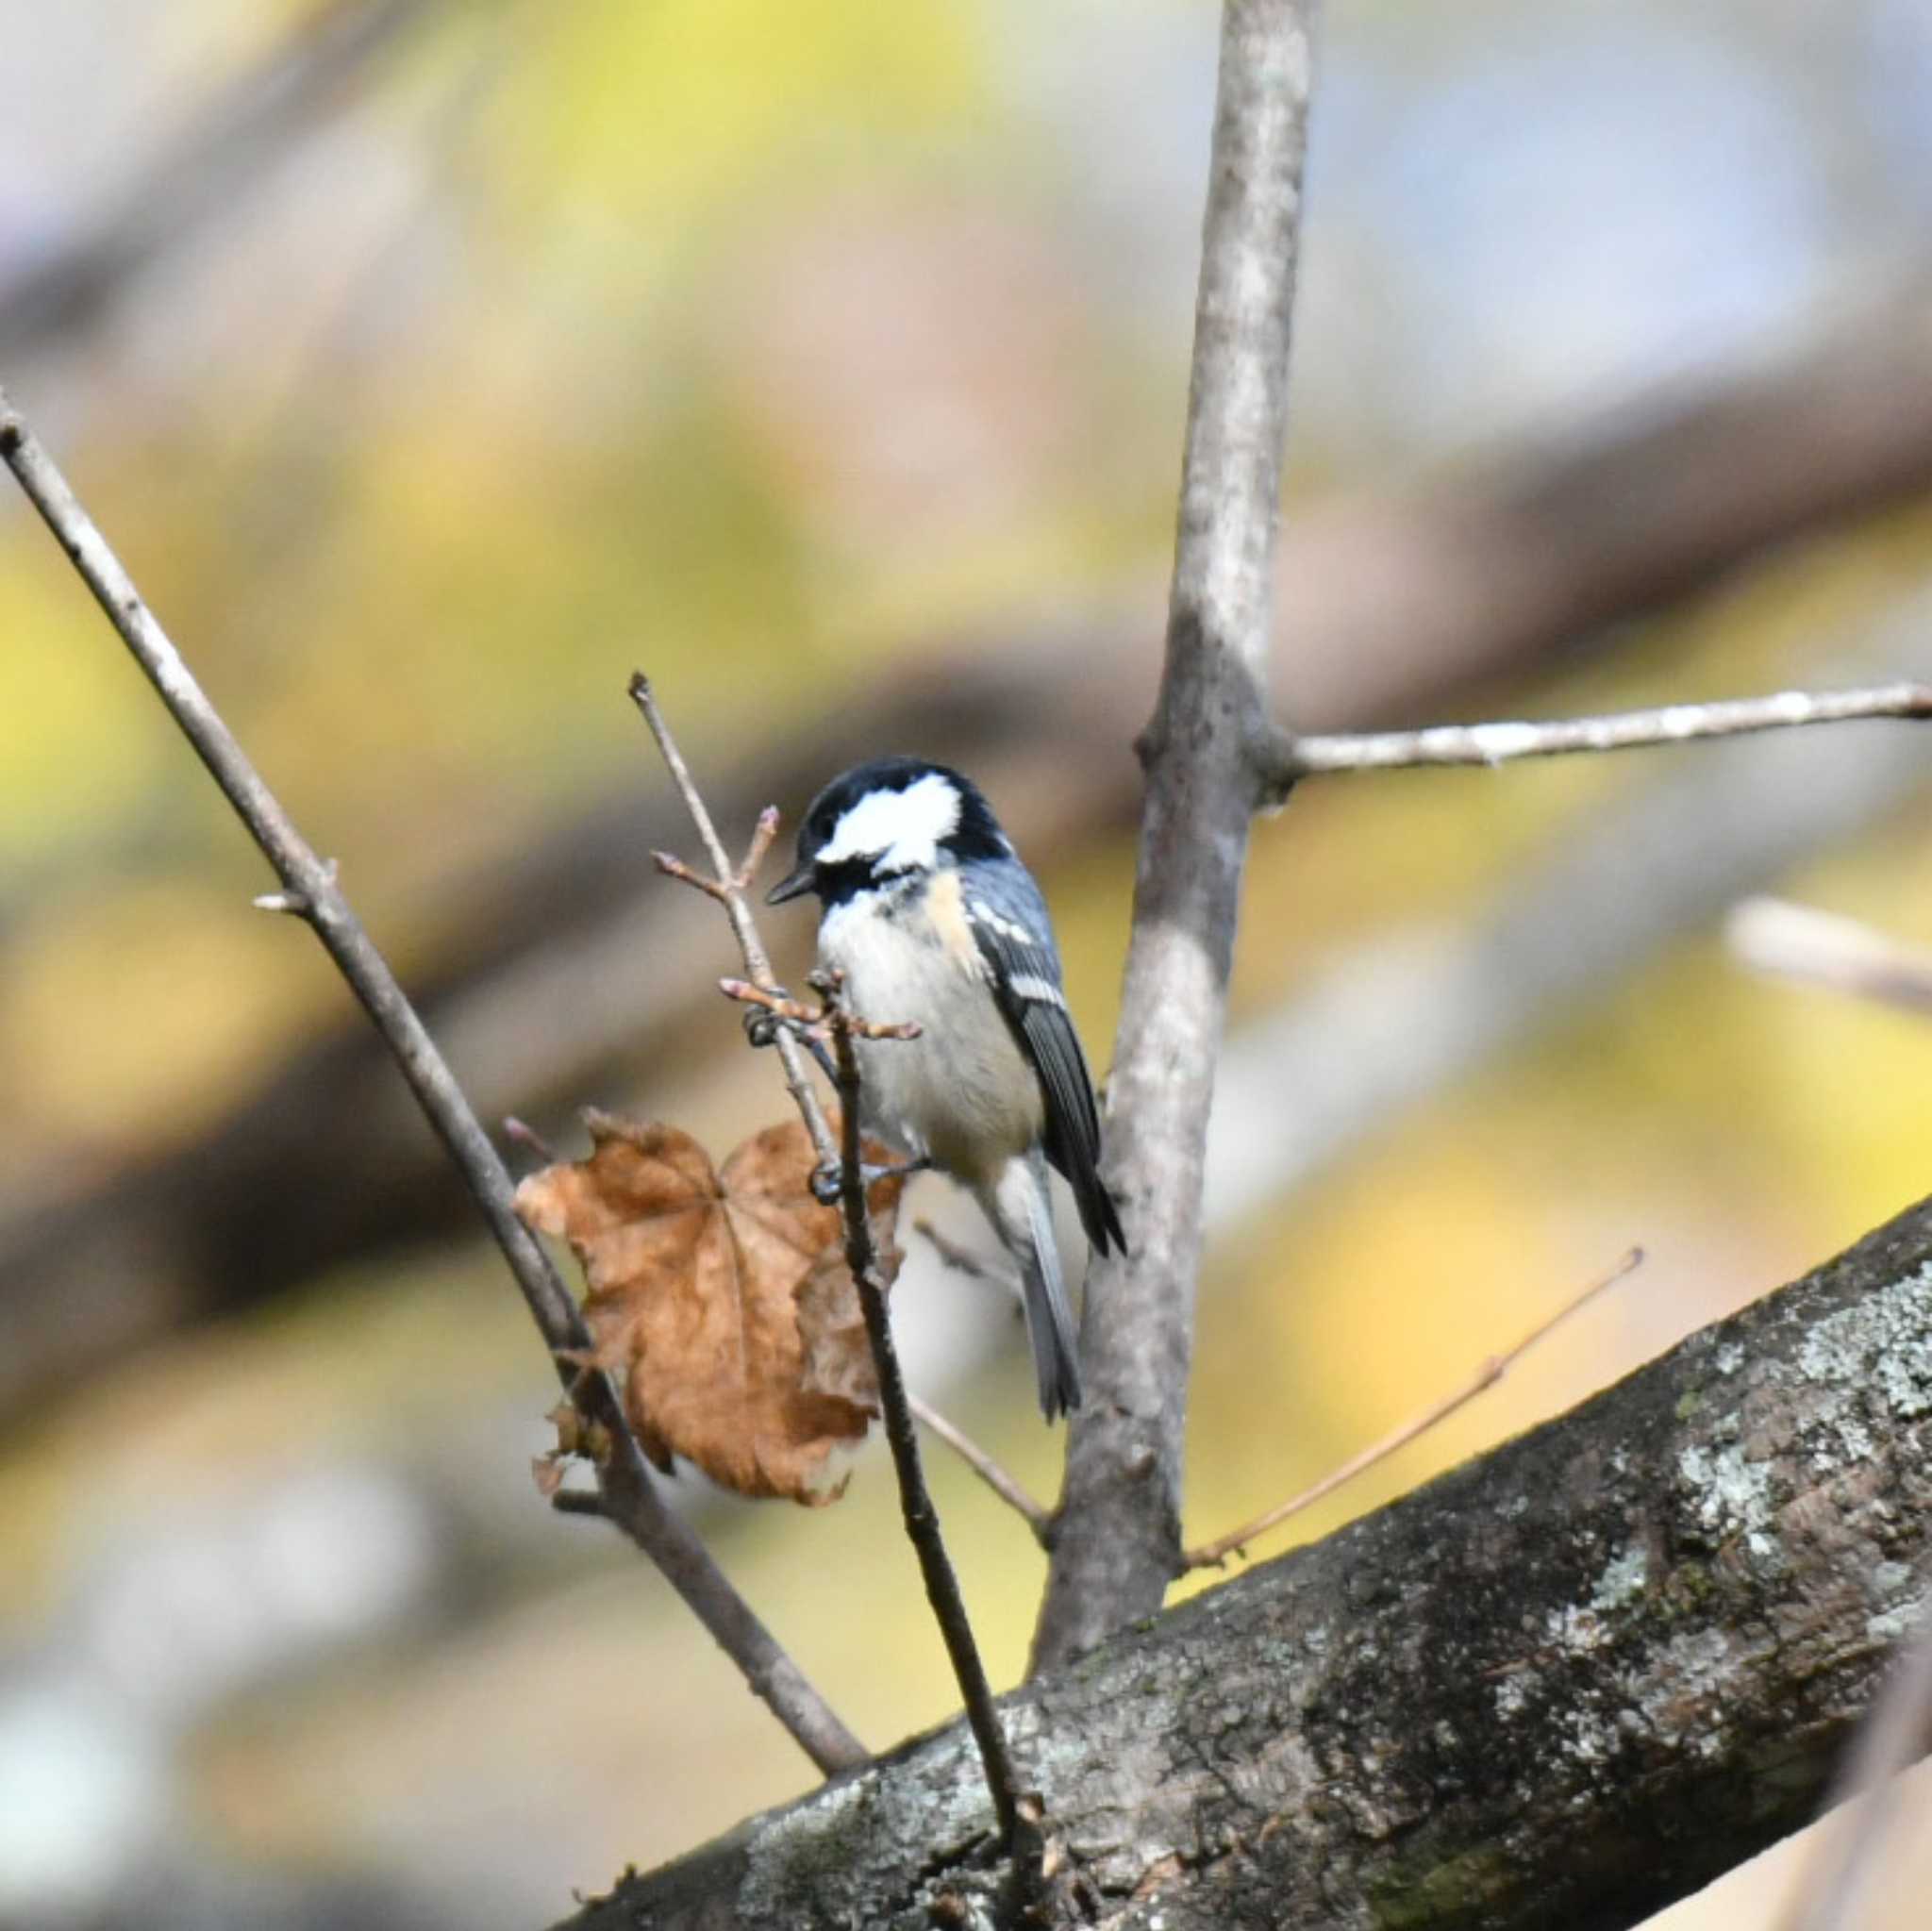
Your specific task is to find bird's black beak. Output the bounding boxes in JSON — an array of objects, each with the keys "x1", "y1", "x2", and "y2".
[{"x1": 766, "y1": 864, "x2": 815, "y2": 906}]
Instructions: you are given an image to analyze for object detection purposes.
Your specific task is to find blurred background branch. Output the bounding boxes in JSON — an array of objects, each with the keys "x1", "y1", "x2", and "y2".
[
  {"x1": 1728, "y1": 896, "x2": 1932, "y2": 1018},
  {"x1": 0, "y1": 0, "x2": 441, "y2": 363}
]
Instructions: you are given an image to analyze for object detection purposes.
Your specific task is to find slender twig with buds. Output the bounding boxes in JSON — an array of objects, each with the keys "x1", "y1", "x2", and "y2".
[{"x1": 630, "y1": 676, "x2": 1026, "y2": 1846}]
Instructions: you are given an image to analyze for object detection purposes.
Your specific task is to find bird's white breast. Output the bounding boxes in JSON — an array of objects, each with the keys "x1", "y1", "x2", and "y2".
[{"x1": 817, "y1": 871, "x2": 1041, "y2": 1185}]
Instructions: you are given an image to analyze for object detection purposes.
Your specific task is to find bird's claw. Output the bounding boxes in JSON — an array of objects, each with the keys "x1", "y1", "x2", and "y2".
[
  {"x1": 812, "y1": 1153, "x2": 930, "y2": 1205},
  {"x1": 742, "y1": 987, "x2": 792, "y2": 1049},
  {"x1": 741, "y1": 990, "x2": 840, "y2": 1080}
]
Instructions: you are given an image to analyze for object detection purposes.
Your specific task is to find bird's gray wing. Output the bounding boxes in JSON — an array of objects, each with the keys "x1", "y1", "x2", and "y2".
[{"x1": 961, "y1": 877, "x2": 1124, "y2": 1255}]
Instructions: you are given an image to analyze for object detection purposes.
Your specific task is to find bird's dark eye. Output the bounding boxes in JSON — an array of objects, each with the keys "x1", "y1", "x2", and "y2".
[{"x1": 812, "y1": 855, "x2": 878, "y2": 906}]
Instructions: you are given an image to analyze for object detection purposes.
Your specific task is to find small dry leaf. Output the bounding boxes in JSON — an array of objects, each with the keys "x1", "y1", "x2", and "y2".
[
  {"x1": 795, "y1": 1242, "x2": 884, "y2": 1409},
  {"x1": 514, "y1": 1111, "x2": 904, "y2": 1505}
]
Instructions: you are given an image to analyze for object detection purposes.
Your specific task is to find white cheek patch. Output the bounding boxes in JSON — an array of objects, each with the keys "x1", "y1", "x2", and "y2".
[{"x1": 819, "y1": 772, "x2": 960, "y2": 873}]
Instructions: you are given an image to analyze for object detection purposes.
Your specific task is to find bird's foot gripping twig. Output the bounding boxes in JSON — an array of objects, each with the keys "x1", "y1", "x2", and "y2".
[
  {"x1": 718, "y1": 974, "x2": 929, "y2": 1200},
  {"x1": 736, "y1": 987, "x2": 840, "y2": 1079},
  {"x1": 809, "y1": 1152, "x2": 931, "y2": 1206},
  {"x1": 628, "y1": 700, "x2": 1023, "y2": 1846},
  {"x1": 719, "y1": 974, "x2": 924, "y2": 1046}
]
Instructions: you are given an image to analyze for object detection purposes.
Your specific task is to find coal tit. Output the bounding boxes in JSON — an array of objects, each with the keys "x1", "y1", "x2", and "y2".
[{"x1": 768, "y1": 757, "x2": 1124, "y2": 1418}]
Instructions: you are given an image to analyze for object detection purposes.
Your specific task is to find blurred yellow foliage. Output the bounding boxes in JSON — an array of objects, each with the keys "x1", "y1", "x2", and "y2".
[
  {"x1": 488, "y1": 0, "x2": 987, "y2": 237},
  {"x1": 0, "y1": 543, "x2": 172, "y2": 863},
  {"x1": 0, "y1": 878, "x2": 332, "y2": 1147}
]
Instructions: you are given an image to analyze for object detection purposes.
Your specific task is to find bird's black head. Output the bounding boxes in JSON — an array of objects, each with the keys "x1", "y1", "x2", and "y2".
[{"x1": 766, "y1": 757, "x2": 1008, "y2": 907}]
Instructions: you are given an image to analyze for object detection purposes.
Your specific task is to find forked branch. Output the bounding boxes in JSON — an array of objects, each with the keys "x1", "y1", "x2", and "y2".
[
  {"x1": 630, "y1": 679, "x2": 1024, "y2": 1844},
  {"x1": 0, "y1": 390, "x2": 864, "y2": 1779}
]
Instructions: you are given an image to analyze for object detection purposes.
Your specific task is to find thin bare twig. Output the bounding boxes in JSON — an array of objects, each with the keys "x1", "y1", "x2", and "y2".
[
  {"x1": 629, "y1": 675, "x2": 842, "y2": 1154},
  {"x1": 629, "y1": 682, "x2": 1023, "y2": 1841},
  {"x1": 820, "y1": 973, "x2": 1023, "y2": 1841},
  {"x1": 908, "y1": 1395, "x2": 1051, "y2": 1542},
  {"x1": 1727, "y1": 896, "x2": 1932, "y2": 1018},
  {"x1": 0, "y1": 390, "x2": 864, "y2": 1778},
  {"x1": 906, "y1": 1225, "x2": 1058, "y2": 1538},
  {"x1": 1269, "y1": 683, "x2": 1932, "y2": 791},
  {"x1": 1184, "y1": 1247, "x2": 1642, "y2": 1569}
]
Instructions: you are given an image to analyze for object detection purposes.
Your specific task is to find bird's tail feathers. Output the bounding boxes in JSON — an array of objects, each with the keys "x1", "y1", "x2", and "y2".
[
  {"x1": 1012, "y1": 1158, "x2": 1090, "y2": 1421},
  {"x1": 986, "y1": 1156, "x2": 1083, "y2": 1421}
]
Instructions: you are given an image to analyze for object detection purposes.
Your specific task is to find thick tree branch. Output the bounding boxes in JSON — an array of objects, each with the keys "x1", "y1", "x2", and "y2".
[
  {"x1": 561, "y1": 1193, "x2": 1932, "y2": 1931},
  {"x1": 1035, "y1": 0, "x2": 1319, "y2": 1671},
  {"x1": 0, "y1": 389, "x2": 864, "y2": 1779}
]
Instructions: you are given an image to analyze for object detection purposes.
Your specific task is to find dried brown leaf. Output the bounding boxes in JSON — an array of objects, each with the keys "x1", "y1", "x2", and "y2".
[
  {"x1": 514, "y1": 1111, "x2": 904, "y2": 1505},
  {"x1": 796, "y1": 1233, "x2": 901, "y2": 1410}
]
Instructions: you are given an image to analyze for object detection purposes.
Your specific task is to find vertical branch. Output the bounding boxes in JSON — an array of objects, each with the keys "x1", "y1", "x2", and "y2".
[
  {"x1": 0, "y1": 391, "x2": 865, "y2": 1778},
  {"x1": 1033, "y1": 0, "x2": 1320, "y2": 1669}
]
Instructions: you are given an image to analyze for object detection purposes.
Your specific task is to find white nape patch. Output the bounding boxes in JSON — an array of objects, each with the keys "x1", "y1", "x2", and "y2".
[{"x1": 819, "y1": 772, "x2": 960, "y2": 874}]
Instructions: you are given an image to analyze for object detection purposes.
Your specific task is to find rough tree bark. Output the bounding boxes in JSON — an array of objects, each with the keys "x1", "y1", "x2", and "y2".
[
  {"x1": 1033, "y1": 0, "x2": 1320, "y2": 1671},
  {"x1": 560, "y1": 1193, "x2": 1932, "y2": 1931}
]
